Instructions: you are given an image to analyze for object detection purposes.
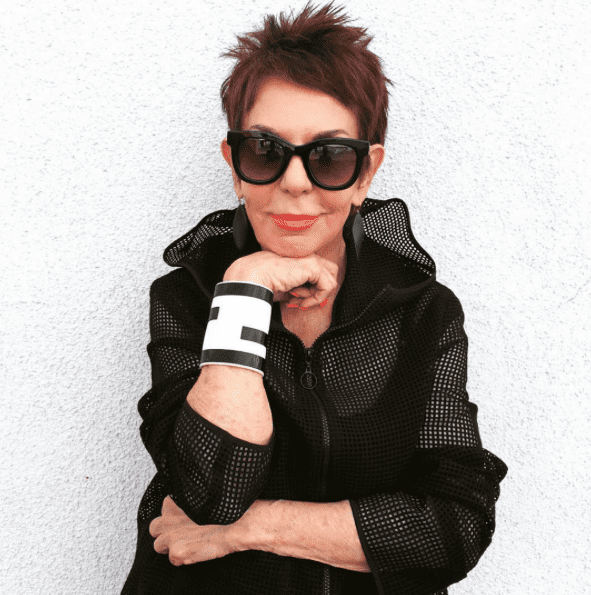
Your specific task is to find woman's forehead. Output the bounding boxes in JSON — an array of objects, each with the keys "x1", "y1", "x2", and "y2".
[{"x1": 244, "y1": 77, "x2": 358, "y2": 141}]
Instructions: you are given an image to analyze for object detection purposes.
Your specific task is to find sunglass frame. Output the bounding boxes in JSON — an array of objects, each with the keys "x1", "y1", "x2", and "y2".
[{"x1": 227, "y1": 130, "x2": 370, "y2": 191}]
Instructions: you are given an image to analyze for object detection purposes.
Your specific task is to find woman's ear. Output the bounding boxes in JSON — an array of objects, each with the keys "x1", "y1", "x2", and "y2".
[
  {"x1": 357, "y1": 144, "x2": 385, "y2": 196},
  {"x1": 221, "y1": 139, "x2": 243, "y2": 196}
]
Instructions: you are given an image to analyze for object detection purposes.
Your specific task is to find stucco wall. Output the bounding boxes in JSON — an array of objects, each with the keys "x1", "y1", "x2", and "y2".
[{"x1": 2, "y1": 0, "x2": 590, "y2": 593}]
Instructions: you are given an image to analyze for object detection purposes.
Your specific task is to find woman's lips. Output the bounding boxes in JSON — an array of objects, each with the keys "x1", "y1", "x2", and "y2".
[{"x1": 271, "y1": 214, "x2": 318, "y2": 230}]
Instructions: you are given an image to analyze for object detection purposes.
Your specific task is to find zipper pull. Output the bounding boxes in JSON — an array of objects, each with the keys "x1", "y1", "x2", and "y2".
[{"x1": 300, "y1": 348, "x2": 318, "y2": 389}]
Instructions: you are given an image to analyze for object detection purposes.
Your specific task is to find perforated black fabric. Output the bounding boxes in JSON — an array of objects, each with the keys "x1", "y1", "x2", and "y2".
[{"x1": 121, "y1": 198, "x2": 507, "y2": 595}]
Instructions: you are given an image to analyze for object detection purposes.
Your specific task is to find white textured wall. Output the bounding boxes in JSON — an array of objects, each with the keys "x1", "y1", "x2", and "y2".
[{"x1": 2, "y1": 0, "x2": 590, "y2": 592}]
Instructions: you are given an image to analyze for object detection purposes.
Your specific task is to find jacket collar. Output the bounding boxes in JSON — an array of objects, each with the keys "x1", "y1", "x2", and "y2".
[{"x1": 163, "y1": 198, "x2": 436, "y2": 333}]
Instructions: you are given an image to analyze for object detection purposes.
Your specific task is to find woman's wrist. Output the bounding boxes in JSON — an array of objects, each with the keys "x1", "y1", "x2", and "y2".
[
  {"x1": 223, "y1": 262, "x2": 269, "y2": 288},
  {"x1": 227, "y1": 499, "x2": 272, "y2": 553}
]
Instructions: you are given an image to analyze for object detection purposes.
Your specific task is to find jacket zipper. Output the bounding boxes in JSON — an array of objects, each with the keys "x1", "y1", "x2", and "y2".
[
  {"x1": 300, "y1": 348, "x2": 330, "y2": 499},
  {"x1": 301, "y1": 347, "x2": 331, "y2": 595}
]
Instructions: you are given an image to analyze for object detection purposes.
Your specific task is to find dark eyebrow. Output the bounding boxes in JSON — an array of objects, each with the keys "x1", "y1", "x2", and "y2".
[{"x1": 249, "y1": 124, "x2": 350, "y2": 141}]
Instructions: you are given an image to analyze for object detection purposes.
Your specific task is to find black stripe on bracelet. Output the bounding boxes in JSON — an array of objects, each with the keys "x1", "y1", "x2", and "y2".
[
  {"x1": 241, "y1": 326, "x2": 267, "y2": 345},
  {"x1": 214, "y1": 281, "x2": 273, "y2": 304},
  {"x1": 208, "y1": 307, "x2": 219, "y2": 321},
  {"x1": 201, "y1": 349, "x2": 264, "y2": 371}
]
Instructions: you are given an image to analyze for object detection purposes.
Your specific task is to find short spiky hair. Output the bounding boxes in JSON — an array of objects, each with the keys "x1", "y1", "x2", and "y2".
[{"x1": 219, "y1": 1, "x2": 393, "y2": 183}]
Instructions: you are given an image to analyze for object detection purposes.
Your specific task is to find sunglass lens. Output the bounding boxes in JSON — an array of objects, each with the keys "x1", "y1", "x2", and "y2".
[
  {"x1": 238, "y1": 138, "x2": 357, "y2": 188},
  {"x1": 309, "y1": 145, "x2": 357, "y2": 188},
  {"x1": 238, "y1": 138, "x2": 284, "y2": 181}
]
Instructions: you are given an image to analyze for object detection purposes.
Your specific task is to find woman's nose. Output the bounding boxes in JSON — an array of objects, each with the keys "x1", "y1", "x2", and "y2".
[{"x1": 280, "y1": 154, "x2": 314, "y2": 190}]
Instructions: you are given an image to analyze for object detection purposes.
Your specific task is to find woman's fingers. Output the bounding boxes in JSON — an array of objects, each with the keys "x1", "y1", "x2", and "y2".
[
  {"x1": 230, "y1": 251, "x2": 338, "y2": 309},
  {"x1": 296, "y1": 277, "x2": 334, "y2": 310},
  {"x1": 315, "y1": 261, "x2": 338, "y2": 305},
  {"x1": 290, "y1": 286, "x2": 312, "y2": 298}
]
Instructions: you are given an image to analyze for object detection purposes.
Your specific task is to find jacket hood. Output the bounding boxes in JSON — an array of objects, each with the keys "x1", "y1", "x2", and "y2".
[{"x1": 163, "y1": 198, "x2": 436, "y2": 334}]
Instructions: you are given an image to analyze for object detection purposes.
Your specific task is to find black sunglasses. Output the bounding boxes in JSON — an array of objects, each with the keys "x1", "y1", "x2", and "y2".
[{"x1": 227, "y1": 130, "x2": 370, "y2": 191}]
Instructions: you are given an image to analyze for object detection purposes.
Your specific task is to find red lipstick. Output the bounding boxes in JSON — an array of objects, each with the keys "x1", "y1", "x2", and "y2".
[{"x1": 271, "y1": 214, "x2": 319, "y2": 230}]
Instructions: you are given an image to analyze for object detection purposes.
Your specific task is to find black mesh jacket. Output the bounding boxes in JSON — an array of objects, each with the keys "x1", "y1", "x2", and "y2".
[{"x1": 121, "y1": 198, "x2": 508, "y2": 595}]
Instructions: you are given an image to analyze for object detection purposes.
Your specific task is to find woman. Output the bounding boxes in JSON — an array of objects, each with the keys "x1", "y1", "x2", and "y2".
[{"x1": 121, "y1": 2, "x2": 508, "y2": 594}]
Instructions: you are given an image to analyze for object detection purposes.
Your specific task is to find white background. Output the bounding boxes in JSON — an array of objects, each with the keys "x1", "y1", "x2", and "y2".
[{"x1": 2, "y1": 0, "x2": 590, "y2": 593}]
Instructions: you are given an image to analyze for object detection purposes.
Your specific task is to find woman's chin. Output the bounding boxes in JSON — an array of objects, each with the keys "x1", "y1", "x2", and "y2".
[
  {"x1": 259, "y1": 236, "x2": 317, "y2": 258},
  {"x1": 271, "y1": 246, "x2": 314, "y2": 258}
]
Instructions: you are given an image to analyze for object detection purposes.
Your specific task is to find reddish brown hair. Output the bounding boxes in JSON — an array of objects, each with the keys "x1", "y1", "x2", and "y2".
[{"x1": 219, "y1": 1, "x2": 393, "y2": 183}]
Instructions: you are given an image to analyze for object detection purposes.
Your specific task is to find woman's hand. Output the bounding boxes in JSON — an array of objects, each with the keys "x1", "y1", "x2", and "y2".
[
  {"x1": 223, "y1": 250, "x2": 339, "y2": 310},
  {"x1": 149, "y1": 496, "x2": 241, "y2": 566}
]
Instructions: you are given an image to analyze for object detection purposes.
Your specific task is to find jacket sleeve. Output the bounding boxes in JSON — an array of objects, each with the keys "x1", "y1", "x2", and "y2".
[
  {"x1": 348, "y1": 293, "x2": 508, "y2": 595},
  {"x1": 137, "y1": 270, "x2": 275, "y2": 525}
]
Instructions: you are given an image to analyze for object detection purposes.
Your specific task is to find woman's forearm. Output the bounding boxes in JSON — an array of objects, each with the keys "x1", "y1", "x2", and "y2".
[
  {"x1": 187, "y1": 364, "x2": 273, "y2": 445},
  {"x1": 235, "y1": 499, "x2": 371, "y2": 573},
  {"x1": 185, "y1": 265, "x2": 274, "y2": 446}
]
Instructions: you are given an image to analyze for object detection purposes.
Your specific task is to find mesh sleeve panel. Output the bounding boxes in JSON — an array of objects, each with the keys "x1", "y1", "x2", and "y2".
[
  {"x1": 137, "y1": 270, "x2": 275, "y2": 525},
  {"x1": 349, "y1": 299, "x2": 508, "y2": 595}
]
